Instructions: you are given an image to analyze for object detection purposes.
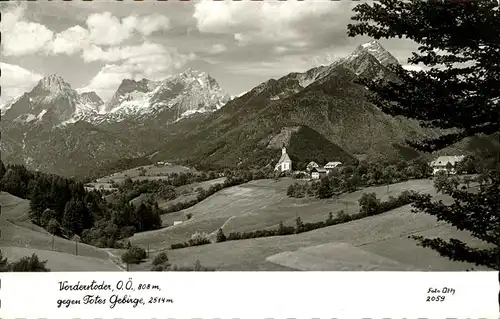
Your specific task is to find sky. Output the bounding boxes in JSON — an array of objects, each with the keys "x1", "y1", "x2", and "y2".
[{"x1": 0, "y1": 0, "x2": 420, "y2": 104}]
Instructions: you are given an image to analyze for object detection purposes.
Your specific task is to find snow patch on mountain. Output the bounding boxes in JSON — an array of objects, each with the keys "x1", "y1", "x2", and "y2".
[
  {"x1": 101, "y1": 69, "x2": 231, "y2": 123},
  {"x1": 2, "y1": 74, "x2": 105, "y2": 126},
  {"x1": 37, "y1": 109, "x2": 47, "y2": 120},
  {"x1": 352, "y1": 40, "x2": 399, "y2": 67}
]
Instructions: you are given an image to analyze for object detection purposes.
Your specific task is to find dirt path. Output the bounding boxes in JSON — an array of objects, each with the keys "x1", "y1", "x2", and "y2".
[{"x1": 103, "y1": 249, "x2": 127, "y2": 271}]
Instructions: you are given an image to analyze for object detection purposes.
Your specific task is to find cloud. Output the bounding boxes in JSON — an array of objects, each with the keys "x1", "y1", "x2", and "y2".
[
  {"x1": 86, "y1": 12, "x2": 135, "y2": 46},
  {"x1": 207, "y1": 44, "x2": 227, "y2": 55},
  {"x1": 0, "y1": 63, "x2": 42, "y2": 104},
  {"x1": 1, "y1": 4, "x2": 171, "y2": 56},
  {"x1": 80, "y1": 46, "x2": 195, "y2": 100},
  {"x1": 193, "y1": 1, "x2": 350, "y2": 49},
  {"x1": 82, "y1": 42, "x2": 168, "y2": 63},
  {"x1": 222, "y1": 55, "x2": 316, "y2": 77},
  {"x1": 86, "y1": 12, "x2": 170, "y2": 46},
  {"x1": 126, "y1": 14, "x2": 170, "y2": 36},
  {"x1": 1, "y1": 3, "x2": 54, "y2": 56},
  {"x1": 50, "y1": 25, "x2": 90, "y2": 55}
]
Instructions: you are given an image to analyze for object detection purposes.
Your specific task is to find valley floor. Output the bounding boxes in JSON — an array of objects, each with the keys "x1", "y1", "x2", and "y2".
[
  {"x1": 0, "y1": 178, "x2": 489, "y2": 271},
  {"x1": 129, "y1": 178, "x2": 489, "y2": 271}
]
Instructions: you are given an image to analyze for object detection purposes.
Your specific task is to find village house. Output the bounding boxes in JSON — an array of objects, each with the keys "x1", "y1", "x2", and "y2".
[
  {"x1": 324, "y1": 161, "x2": 342, "y2": 173},
  {"x1": 306, "y1": 161, "x2": 319, "y2": 172},
  {"x1": 311, "y1": 167, "x2": 328, "y2": 180},
  {"x1": 430, "y1": 155, "x2": 465, "y2": 175},
  {"x1": 275, "y1": 147, "x2": 292, "y2": 172}
]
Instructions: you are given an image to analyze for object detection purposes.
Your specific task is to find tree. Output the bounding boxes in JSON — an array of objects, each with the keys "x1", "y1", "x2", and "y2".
[
  {"x1": 1, "y1": 168, "x2": 26, "y2": 198},
  {"x1": 295, "y1": 216, "x2": 304, "y2": 234},
  {"x1": 151, "y1": 251, "x2": 170, "y2": 271},
  {"x1": 277, "y1": 221, "x2": 285, "y2": 235},
  {"x1": 411, "y1": 173, "x2": 499, "y2": 269},
  {"x1": 0, "y1": 159, "x2": 5, "y2": 182},
  {"x1": 62, "y1": 199, "x2": 89, "y2": 236},
  {"x1": 382, "y1": 166, "x2": 395, "y2": 192},
  {"x1": 433, "y1": 171, "x2": 450, "y2": 193},
  {"x1": 346, "y1": 173, "x2": 361, "y2": 192},
  {"x1": 40, "y1": 209, "x2": 58, "y2": 228},
  {"x1": 456, "y1": 156, "x2": 478, "y2": 175},
  {"x1": 47, "y1": 218, "x2": 61, "y2": 236},
  {"x1": 348, "y1": 0, "x2": 499, "y2": 152},
  {"x1": 326, "y1": 211, "x2": 334, "y2": 225},
  {"x1": 318, "y1": 177, "x2": 332, "y2": 198},
  {"x1": 411, "y1": 158, "x2": 432, "y2": 179},
  {"x1": 121, "y1": 246, "x2": 147, "y2": 265},
  {"x1": 348, "y1": 0, "x2": 500, "y2": 269},
  {"x1": 0, "y1": 250, "x2": 10, "y2": 271},
  {"x1": 152, "y1": 252, "x2": 169, "y2": 266},
  {"x1": 29, "y1": 182, "x2": 46, "y2": 225},
  {"x1": 358, "y1": 193, "x2": 380, "y2": 216},
  {"x1": 216, "y1": 228, "x2": 227, "y2": 243}
]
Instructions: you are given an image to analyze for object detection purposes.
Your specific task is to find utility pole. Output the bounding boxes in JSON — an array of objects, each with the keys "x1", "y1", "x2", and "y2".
[
  {"x1": 52, "y1": 235, "x2": 54, "y2": 251},
  {"x1": 74, "y1": 235, "x2": 80, "y2": 256}
]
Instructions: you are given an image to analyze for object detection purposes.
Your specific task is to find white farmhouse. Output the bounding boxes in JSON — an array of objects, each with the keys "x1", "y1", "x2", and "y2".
[
  {"x1": 324, "y1": 161, "x2": 342, "y2": 172},
  {"x1": 306, "y1": 161, "x2": 319, "y2": 172},
  {"x1": 275, "y1": 147, "x2": 292, "y2": 172},
  {"x1": 430, "y1": 155, "x2": 465, "y2": 175},
  {"x1": 311, "y1": 167, "x2": 328, "y2": 180}
]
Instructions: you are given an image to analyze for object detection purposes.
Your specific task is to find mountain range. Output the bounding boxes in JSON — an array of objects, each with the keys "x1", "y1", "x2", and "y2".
[{"x1": 0, "y1": 40, "x2": 486, "y2": 178}]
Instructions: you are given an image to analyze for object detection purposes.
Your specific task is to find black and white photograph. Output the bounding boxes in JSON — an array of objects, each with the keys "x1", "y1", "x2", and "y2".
[{"x1": 0, "y1": 0, "x2": 498, "y2": 273}]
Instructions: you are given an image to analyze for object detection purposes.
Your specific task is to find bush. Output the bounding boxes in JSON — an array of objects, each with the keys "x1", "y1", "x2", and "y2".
[
  {"x1": 335, "y1": 210, "x2": 352, "y2": 223},
  {"x1": 121, "y1": 246, "x2": 147, "y2": 265},
  {"x1": 325, "y1": 211, "x2": 334, "y2": 225},
  {"x1": 151, "y1": 252, "x2": 170, "y2": 271},
  {"x1": 188, "y1": 231, "x2": 211, "y2": 246},
  {"x1": 169, "y1": 260, "x2": 215, "y2": 271},
  {"x1": 216, "y1": 229, "x2": 226, "y2": 243},
  {"x1": 47, "y1": 218, "x2": 61, "y2": 235},
  {"x1": 152, "y1": 252, "x2": 169, "y2": 266},
  {"x1": 433, "y1": 171, "x2": 450, "y2": 193},
  {"x1": 358, "y1": 193, "x2": 381, "y2": 216},
  {"x1": 171, "y1": 243, "x2": 188, "y2": 250},
  {"x1": 9, "y1": 254, "x2": 50, "y2": 272},
  {"x1": 295, "y1": 216, "x2": 304, "y2": 234}
]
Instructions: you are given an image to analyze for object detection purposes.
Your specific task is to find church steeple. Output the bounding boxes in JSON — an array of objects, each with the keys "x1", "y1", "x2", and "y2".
[{"x1": 282, "y1": 146, "x2": 286, "y2": 154}]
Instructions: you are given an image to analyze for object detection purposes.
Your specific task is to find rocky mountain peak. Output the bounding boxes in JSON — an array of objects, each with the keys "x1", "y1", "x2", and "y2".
[
  {"x1": 181, "y1": 68, "x2": 205, "y2": 77},
  {"x1": 116, "y1": 78, "x2": 153, "y2": 93},
  {"x1": 33, "y1": 74, "x2": 72, "y2": 94},
  {"x1": 78, "y1": 91, "x2": 104, "y2": 106},
  {"x1": 352, "y1": 40, "x2": 399, "y2": 67}
]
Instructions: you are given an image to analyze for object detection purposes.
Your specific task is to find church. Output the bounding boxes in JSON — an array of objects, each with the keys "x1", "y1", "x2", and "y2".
[{"x1": 274, "y1": 147, "x2": 292, "y2": 172}]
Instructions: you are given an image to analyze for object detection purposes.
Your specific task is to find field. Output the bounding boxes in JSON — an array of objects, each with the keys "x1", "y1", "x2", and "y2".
[
  {"x1": 158, "y1": 177, "x2": 227, "y2": 212},
  {"x1": 130, "y1": 178, "x2": 436, "y2": 250},
  {"x1": 1, "y1": 176, "x2": 488, "y2": 272},
  {"x1": 128, "y1": 178, "x2": 488, "y2": 271},
  {"x1": 95, "y1": 163, "x2": 194, "y2": 184},
  {"x1": 125, "y1": 177, "x2": 227, "y2": 220},
  {"x1": 132, "y1": 192, "x2": 488, "y2": 271},
  {"x1": 0, "y1": 192, "x2": 121, "y2": 271}
]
